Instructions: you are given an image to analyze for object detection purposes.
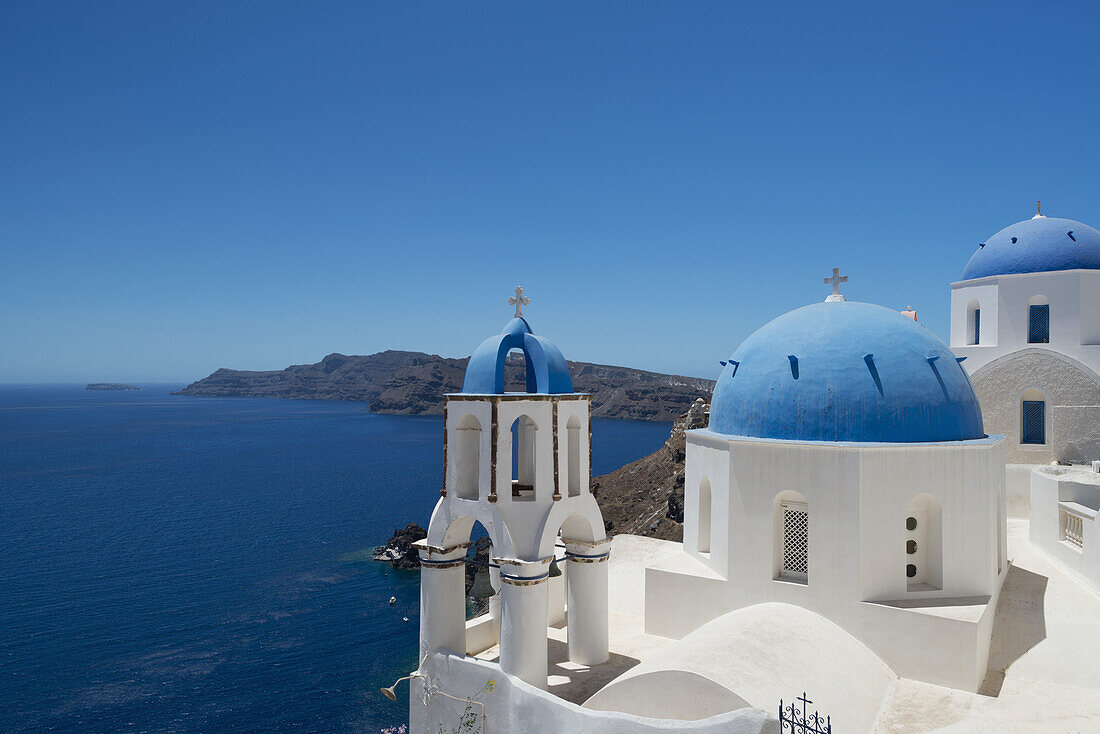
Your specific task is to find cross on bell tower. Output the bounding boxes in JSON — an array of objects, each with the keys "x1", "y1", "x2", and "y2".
[
  {"x1": 508, "y1": 286, "x2": 531, "y2": 318},
  {"x1": 824, "y1": 267, "x2": 848, "y2": 302}
]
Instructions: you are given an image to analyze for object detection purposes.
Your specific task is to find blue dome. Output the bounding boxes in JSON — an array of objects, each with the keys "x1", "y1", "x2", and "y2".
[
  {"x1": 709, "y1": 301, "x2": 985, "y2": 443},
  {"x1": 461, "y1": 317, "x2": 573, "y2": 394},
  {"x1": 962, "y1": 215, "x2": 1100, "y2": 280}
]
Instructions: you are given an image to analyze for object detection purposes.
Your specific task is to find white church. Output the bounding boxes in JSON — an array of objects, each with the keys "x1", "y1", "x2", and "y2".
[{"x1": 390, "y1": 212, "x2": 1100, "y2": 733}]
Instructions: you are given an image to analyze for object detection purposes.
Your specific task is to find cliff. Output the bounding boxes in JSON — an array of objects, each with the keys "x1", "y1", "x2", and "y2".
[
  {"x1": 591, "y1": 398, "x2": 710, "y2": 542},
  {"x1": 174, "y1": 351, "x2": 714, "y2": 423}
]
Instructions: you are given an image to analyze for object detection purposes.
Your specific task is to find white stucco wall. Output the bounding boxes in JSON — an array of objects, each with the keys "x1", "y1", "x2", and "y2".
[
  {"x1": 1029, "y1": 466, "x2": 1100, "y2": 594},
  {"x1": 950, "y1": 270, "x2": 1100, "y2": 375},
  {"x1": 966, "y1": 349, "x2": 1100, "y2": 465},
  {"x1": 586, "y1": 603, "x2": 894, "y2": 733},
  {"x1": 649, "y1": 430, "x2": 1006, "y2": 691},
  {"x1": 408, "y1": 653, "x2": 778, "y2": 734}
]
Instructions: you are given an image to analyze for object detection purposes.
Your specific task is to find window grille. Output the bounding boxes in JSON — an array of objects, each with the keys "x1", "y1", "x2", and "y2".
[
  {"x1": 781, "y1": 502, "x2": 809, "y2": 579},
  {"x1": 1029, "y1": 304, "x2": 1050, "y2": 343},
  {"x1": 1062, "y1": 510, "x2": 1084, "y2": 549},
  {"x1": 972, "y1": 308, "x2": 980, "y2": 345},
  {"x1": 1021, "y1": 400, "x2": 1045, "y2": 445}
]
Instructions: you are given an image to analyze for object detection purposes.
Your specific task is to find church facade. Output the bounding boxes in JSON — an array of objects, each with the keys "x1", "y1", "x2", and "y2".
[{"x1": 950, "y1": 208, "x2": 1100, "y2": 468}]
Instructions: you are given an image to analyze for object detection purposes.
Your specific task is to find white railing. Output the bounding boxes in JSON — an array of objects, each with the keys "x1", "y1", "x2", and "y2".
[{"x1": 1062, "y1": 509, "x2": 1084, "y2": 549}]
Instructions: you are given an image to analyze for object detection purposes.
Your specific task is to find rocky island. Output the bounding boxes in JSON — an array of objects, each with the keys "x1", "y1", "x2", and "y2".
[
  {"x1": 85, "y1": 383, "x2": 140, "y2": 391},
  {"x1": 174, "y1": 350, "x2": 714, "y2": 423}
]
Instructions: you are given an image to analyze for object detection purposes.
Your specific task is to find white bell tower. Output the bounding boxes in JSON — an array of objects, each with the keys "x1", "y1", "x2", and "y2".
[{"x1": 416, "y1": 288, "x2": 610, "y2": 689}]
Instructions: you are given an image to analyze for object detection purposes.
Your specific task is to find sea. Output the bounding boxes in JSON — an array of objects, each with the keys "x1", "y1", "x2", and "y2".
[{"x1": 0, "y1": 385, "x2": 670, "y2": 733}]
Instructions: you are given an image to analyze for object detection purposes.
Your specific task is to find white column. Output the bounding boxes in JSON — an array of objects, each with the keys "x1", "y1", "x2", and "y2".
[
  {"x1": 488, "y1": 565, "x2": 502, "y2": 622},
  {"x1": 417, "y1": 546, "x2": 467, "y2": 658},
  {"x1": 498, "y1": 559, "x2": 549, "y2": 689},
  {"x1": 564, "y1": 540, "x2": 610, "y2": 665}
]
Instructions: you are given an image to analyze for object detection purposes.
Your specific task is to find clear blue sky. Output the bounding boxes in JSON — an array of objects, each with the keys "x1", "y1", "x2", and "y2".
[{"x1": 2, "y1": 1, "x2": 1098, "y2": 383}]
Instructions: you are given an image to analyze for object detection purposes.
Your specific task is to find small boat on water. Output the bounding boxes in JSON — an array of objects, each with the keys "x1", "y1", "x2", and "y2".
[{"x1": 389, "y1": 596, "x2": 396, "y2": 605}]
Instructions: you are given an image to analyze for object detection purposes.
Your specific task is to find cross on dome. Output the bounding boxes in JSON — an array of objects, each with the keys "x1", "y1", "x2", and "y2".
[
  {"x1": 823, "y1": 267, "x2": 848, "y2": 302},
  {"x1": 508, "y1": 286, "x2": 531, "y2": 318},
  {"x1": 1033, "y1": 200, "x2": 1046, "y2": 220}
]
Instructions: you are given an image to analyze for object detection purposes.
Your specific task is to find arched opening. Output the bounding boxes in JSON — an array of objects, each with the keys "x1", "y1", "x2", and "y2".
[
  {"x1": 454, "y1": 414, "x2": 481, "y2": 500},
  {"x1": 1020, "y1": 389, "x2": 1046, "y2": 445},
  {"x1": 566, "y1": 415, "x2": 582, "y2": 497},
  {"x1": 420, "y1": 516, "x2": 509, "y2": 658},
  {"x1": 503, "y1": 348, "x2": 531, "y2": 392},
  {"x1": 905, "y1": 493, "x2": 942, "y2": 591},
  {"x1": 966, "y1": 299, "x2": 981, "y2": 345},
  {"x1": 1028, "y1": 294, "x2": 1050, "y2": 344},
  {"x1": 773, "y1": 490, "x2": 809, "y2": 584},
  {"x1": 464, "y1": 520, "x2": 497, "y2": 620},
  {"x1": 510, "y1": 414, "x2": 538, "y2": 501},
  {"x1": 697, "y1": 478, "x2": 712, "y2": 555}
]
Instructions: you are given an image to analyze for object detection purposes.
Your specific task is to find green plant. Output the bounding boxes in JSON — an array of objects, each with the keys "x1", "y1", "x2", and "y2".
[{"x1": 436, "y1": 678, "x2": 494, "y2": 734}]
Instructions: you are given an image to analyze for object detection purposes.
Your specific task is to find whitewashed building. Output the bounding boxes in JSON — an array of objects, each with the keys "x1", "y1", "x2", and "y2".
[
  {"x1": 950, "y1": 208, "x2": 1100, "y2": 480},
  {"x1": 399, "y1": 283, "x2": 1032, "y2": 734}
]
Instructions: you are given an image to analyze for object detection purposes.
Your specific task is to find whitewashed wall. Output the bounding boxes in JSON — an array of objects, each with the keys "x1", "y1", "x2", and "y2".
[
  {"x1": 408, "y1": 653, "x2": 778, "y2": 734},
  {"x1": 950, "y1": 269, "x2": 1100, "y2": 374},
  {"x1": 1029, "y1": 467, "x2": 1100, "y2": 593},
  {"x1": 651, "y1": 430, "x2": 1006, "y2": 691}
]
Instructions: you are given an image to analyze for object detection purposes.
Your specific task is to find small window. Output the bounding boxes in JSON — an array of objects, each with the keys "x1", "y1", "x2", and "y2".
[
  {"x1": 1029, "y1": 304, "x2": 1050, "y2": 343},
  {"x1": 780, "y1": 501, "x2": 809, "y2": 580},
  {"x1": 906, "y1": 564, "x2": 917, "y2": 578},
  {"x1": 972, "y1": 308, "x2": 981, "y2": 345},
  {"x1": 906, "y1": 516, "x2": 918, "y2": 532},
  {"x1": 906, "y1": 540, "x2": 917, "y2": 554},
  {"x1": 1022, "y1": 400, "x2": 1045, "y2": 445}
]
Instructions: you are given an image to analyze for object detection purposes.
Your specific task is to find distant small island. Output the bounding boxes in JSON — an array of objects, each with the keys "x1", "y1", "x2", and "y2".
[{"x1": 85, "y1": 383, "x2": 141, "y2": 391}]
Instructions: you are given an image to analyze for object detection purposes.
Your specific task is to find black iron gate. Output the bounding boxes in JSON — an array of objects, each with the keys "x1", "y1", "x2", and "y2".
[{"x1": 779, "y1": 692, "x2": 832, "y2": 734}]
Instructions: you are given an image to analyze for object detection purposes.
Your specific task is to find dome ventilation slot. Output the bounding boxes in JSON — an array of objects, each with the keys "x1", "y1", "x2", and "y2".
[
  {"x1": 787, "y1": 355, "x2": 799, "y2": 380},
  {"x1": 1068, "y1": 231, "x2": 1077, "y2": 242},
  {"x1": 864, "y1": 354, "x2": 884, "y2": 395},
  {"x1": 1011, "y1": 236, "x2": 1018, "y2": 244}
]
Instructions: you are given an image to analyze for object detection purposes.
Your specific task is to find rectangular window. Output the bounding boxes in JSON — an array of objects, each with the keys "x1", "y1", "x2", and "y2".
[
  {"x1": 972, "y1": 308, "x2": 981, "y2": 345},
  {"x1": 780, "y1": 502, "x2": 808, "y2": 580},
  {"x1": 1029, "y1": 304, "x2": 1050, "y2": 343},
  {"x1": 1022, "y1": 400, "x2": 1045, "y2": 445}
]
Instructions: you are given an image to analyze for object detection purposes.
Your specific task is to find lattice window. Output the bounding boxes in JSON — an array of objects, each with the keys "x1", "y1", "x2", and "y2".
[
  {"x1": 1062, "y1": 510, "x2": 1084, "y2": 549},
  {"x1": 781, "y1": 502, "x2": 808, "y2": 579},
  {"x1": 1021, "y1": 400, "x2": 1045, "y2": 445},
  {"x1": 1029, "y1": 304, "x2": 1050, "y2": 343}
]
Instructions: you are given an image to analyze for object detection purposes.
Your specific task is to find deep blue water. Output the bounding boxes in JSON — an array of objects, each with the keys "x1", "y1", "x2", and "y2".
[{"x1": 0, "y1": 385, "x2": 669, "y2": 733}]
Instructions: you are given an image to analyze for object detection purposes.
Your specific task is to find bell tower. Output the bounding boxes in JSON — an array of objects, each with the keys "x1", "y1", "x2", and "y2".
[{"x1": 416, "y1": 288, "x2": 610, "y2": 689}]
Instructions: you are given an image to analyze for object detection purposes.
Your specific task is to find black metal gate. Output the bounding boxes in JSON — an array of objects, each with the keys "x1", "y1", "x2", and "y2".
[{"x1": 779, "y1": 692, "x2": 831, "y2": 734}]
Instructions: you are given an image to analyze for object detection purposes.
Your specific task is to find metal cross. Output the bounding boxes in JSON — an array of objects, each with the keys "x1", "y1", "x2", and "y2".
[
  {"x1": 797, "y1": 692, "x2": 813, "y2": 722},
  {"x1": 824, "y1": 267, "x2": 848, "y2": 299},
  {"x1": 508, "y1": 286, "x2": 531, "y2": 318}
]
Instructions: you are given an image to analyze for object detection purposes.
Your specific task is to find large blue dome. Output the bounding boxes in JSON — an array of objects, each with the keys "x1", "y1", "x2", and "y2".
[
  {"x1": 708, "y1": 301, "x2": 985, "y2": 443},
  {"x1": 961, "y1": 215, "x2": 1100, "y2": 280}
]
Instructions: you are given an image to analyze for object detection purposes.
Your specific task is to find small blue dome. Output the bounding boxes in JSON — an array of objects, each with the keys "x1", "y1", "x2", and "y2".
[
  {"x1": 709, "y1": 301, "x2": 985, "y2": 443},
  {"x1": 962, "y1": 215, "x2": 1100, "y2": 280},
  {"x1": 461, "y1": 317, "x2": 573, "y2": 394}
]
